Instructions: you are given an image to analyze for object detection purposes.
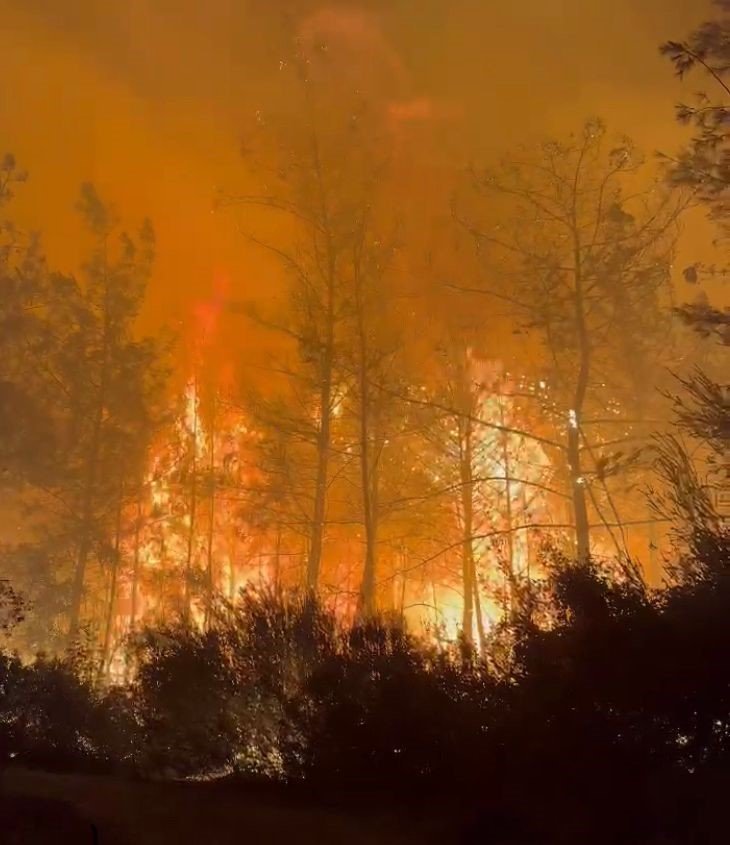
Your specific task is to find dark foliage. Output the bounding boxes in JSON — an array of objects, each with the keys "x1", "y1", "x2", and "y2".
[
  {"x1": 0, "y1": 580, "x2": 26, "y2": 636},
  {"x1": 302, "y1": 620, "x2": 494, "y2": 791},
  {"x1": 660, "y1": 1, "x2": 730, "y2": 233},
  {"x1": 2, "y1": 351, "x2": 728, "y2": 838},
  {"x1": 674, "y1": 302, "x2": 730, "y2": 346},
  {"x1": 0, "y1": 651, "x2": 136, "y2": 773},
  {"x1": 0, "y1": 518, "x2": 728, "y2": 843},
  {"x1": 130, "y1": 589, "x2": 338, "y2": 779}
]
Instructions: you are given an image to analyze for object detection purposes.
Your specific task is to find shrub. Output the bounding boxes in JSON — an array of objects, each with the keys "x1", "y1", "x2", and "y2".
[
  {"x1": 0, "y1": 653, "x2": 136, "y2": 771},
  {"x1": 130, "y1": 588, "x2": 339, "y2": 779},
  {"x1": 303, "y1": 619, "x2": 495, "y2": 792}
]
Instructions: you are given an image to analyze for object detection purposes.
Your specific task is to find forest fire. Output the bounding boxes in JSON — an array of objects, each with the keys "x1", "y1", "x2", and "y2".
[
  {"x1": 107, "y1": 379, "x2": 261, "y2": 668},
  {"x1": 1, "y1": 3, "x2": 728, "y2": 842},
  {"x1": 99, "y1": 351, "x2": 566, "y2": 679}
]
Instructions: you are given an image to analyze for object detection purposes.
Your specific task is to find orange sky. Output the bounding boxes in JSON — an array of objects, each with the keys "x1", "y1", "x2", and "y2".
[{"x1": 0, "y1": 0, "x2": 719, "y2": 376}]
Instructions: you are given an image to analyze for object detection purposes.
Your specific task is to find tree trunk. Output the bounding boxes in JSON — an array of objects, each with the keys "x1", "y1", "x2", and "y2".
[
  {"x1": 473, "y1": 572, "x2": 486, "y2": 651},
  {"x1": 308, "y1": 369, "x2": 331, "y2": 591},
  {"x1": 273, "y1": 526, "x2": 282, "y2": 590},
  {"x1": 458, "y1": 416, "x2": 476, "y2": 644},
  {"x1": 158, "y1": 535, "x2": 168, "y2": 625},
  {"x1": 306, "y1": 269, "x2": 335, "y2": 592},
  {"x1": 306, "y1": 145, "x2": 337, "y2": 594},
  {"x1": 100, "y1": 480, "x2": 124, "y2": 681},
  {"x1": 522, "y1": 485, "x2": 531, "y2": 581},
  {"x1": 124, "y1": 488, "x2": 143, "y2": 684},
  {"x1": 183, "y1": 379, "x2": 199, "y2": 623},
  {"x1": 570, "y1": 219, "x2": 591, "y2": 562},
  {"x1": 567, "y1": 421, "x2": 591, "y2": 561},
  {"x1": 129, "y1": 489, "x2": 143, "y2": 631},
  {"x1": 499, "y1": 399, "x2": 519, "y2": 612},
  {"x1": 399, "y1": 545, "x2": 408, "y2": 617},
  {"x1": 205, "y1": 397, "x2": 216, "y2": 628},
  {"x1": 68, "y1": 527, "x2": 93, "y2": 647},
  {"x1": 356, "y1": 359, "x2": 377, "y2": 616},
  {"x1": 68, "y1": 242, "x2": 111, "y2": 646},
  {"x1": 68, "y1": 386, "x2": 106, "y2": 645},
  {"x1": 228, "y1": 537, "x2": 238, "y2": 600},
  {"x1": 353, "y1": 250, "x2": 380, "y2": 618},
  {"x1": 431, "y1": 579, "x2": 443, "y2": 645}
]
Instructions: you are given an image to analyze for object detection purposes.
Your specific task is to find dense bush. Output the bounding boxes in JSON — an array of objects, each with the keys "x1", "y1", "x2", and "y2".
[
  {"x1": 128, "y1": 592, "x2": 497, "y2": 789},
  {"x1": 477, "y1": 531, "x2": 730, "y2": 841},
  {"x1": 130, "y1": 590, "x2": 339, "y2": 779},
  {"x1": 0, "y1": 581, "x2": 135, "y2": 773},
  {"x1": 1, "y1": 522, "x2": 728, "y2": 841},
  {"x1": 0, "y1": 652, "x2": 135, "y2": 772},
  {"x1": 303, "y1": 620, "x2": 494, "y2": 790}
]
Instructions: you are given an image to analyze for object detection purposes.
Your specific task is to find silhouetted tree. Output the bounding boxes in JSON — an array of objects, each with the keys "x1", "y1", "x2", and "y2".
[
  {"x1": 0, "y1": 154, "x2": 57, "y2": 488},
  {"x1": 459, "y1": 120, "x2": 684, "y2": 564},
  {"x1": 662, "y1": 1, "x2": 730, "y2": 337},
  {"x1": 64, "y1": 186, "x2": 167, "y2": 646},
  {"x1": 662, "y1": 1, "x2": 730, "y2": 234}
]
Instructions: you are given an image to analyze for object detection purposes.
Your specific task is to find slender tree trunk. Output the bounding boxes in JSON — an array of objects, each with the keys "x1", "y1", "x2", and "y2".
[
  {"x1": 68, "y1": 517, "x2": 94, "y2": 646},
  {"x1": 399, "y1": 545, "x2": 408, "y2": 617},
  {"x1": 205, "y1": 397, "x2": 216, "y2": 628},
  {"x1": 68, "y1": 240, "x2": 111, "y2": 646},
  {"x1": 273, "y1": 526, "x2": 282, "y2": 590},
  {"x1": 183, "y1": 378, "x2": 199, "y2": 623},
  {"x1": 129, "y1": 488, "x2": 143, "y2": 631},
  {"x1": 68, "y1": 392, "x2": 106, "y2": 645},
  {"x1": 353, "y1": 245, "x2": 381, "y2": 618},
  {"x1": 158, "y1": 535, "x2": 168, "y2": 625},
  {"x1": 100, "y1": 480, "x2": 124, "y2": 681},
  {"x1": 458, "y1": 416, "x2": 476, "y2": 644},
  {"x1": 356, "y1": 357, "x2": 378, "y2": 616},
  {"x1": 431, "y1": 579, "x2": 443, "y2": 645},
  {"x1": 499, "y1": 399, "x2": 519, "y2": 612},
  {"x1": 124, "y1": 487, "x2": 143, "y2": 684},
  {"x1": 570, "y1": 208, "x2": 592, "y2": 562},
  {"x1": 306, "y1": 142, "x2": 337, "y2": 594},
  {"x1": 472, "y1": 572, "x2": 486, "y2": 651},
  {"x1": 228, "y1": 537, "x2": 238, "y2": 600},
  {"x1": 308, "y1": 371, "x2": 332, "y2": 592},
  {"x1": 307, "y1": 281, "x2": 335, "y2": 593},
  {"x1": 522, "y1": 485, "x2": 531, "y2": 582},
  {"x1": 568, "y1": 410, "x2": 590, "y2": 560}
]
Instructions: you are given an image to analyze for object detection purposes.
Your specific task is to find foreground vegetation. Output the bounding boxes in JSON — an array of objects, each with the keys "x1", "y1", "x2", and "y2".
[
  {"x1": 2, "y1": 519, "x2": 729, "y2": 842},
  {"x1": 1, "y1": 6, "x2": 729, "y2": 844}
]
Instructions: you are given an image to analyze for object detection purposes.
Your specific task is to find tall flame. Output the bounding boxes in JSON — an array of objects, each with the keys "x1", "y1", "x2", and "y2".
[{"x1": 105, "y1": 355, "x2": 628, "y2": 679}]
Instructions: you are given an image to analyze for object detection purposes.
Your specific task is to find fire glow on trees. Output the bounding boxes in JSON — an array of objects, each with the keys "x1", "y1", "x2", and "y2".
[
  {"x1": 105, "y1": 378, "x2": 262, "y2": 677},
  {"x1": 92, "y1": 301, "x2": 662, "y2": 681},
  {"x1": 94, "y1": 328, "x2": 662, "y2": 681},
  {"x1": 100, "y1": 351, "x2": 572, "y2": 678},
  {"x1": 0, "y1": 44, "x2": 683, "y2": 670},
  {"x1": 0, "y1": 121, "x2": 676, "y2": 675}
]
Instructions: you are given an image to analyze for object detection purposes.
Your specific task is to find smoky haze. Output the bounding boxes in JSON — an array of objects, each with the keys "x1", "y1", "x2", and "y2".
[
  {"x1": 3, "y1": 8, "x2": 730, "y2": 839},
  {"x1": 0, "y1": 0, "x2": 711, "y2": 364}
]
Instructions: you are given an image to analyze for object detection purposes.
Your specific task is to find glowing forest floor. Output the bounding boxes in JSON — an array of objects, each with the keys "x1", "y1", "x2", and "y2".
[{"x1": 0, "y1": 767, "x2": 460, "y2": 844}]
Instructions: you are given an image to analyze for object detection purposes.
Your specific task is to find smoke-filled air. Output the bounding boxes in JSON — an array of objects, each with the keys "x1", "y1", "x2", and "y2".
[{"x1": 0, "y1": 2, "x2": 728, "y2": 843}]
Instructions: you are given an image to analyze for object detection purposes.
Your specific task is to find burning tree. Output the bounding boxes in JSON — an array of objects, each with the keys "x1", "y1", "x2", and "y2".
[
  {"x1": 220, "y1": 46, "x2": 411, "y2": 615},
  {"x1": 408, "y1": 334, "x2": 556, "y2": 646},
  {"x1": 459, "y1": 120, "x2": 686, "y2": 569},
  {"x1": 63, "y1": 186, "x2": 167, "y2": 647},
  {"x1": 0, "y1": 178, "x2": 167, "y2": 652},
  {"x1": 116, "y1": 378, "x2": 259, "y2": 643}
]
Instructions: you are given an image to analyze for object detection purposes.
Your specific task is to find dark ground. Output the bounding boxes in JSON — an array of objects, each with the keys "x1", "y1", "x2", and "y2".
[{"x1": 0, "y1": 767, "x2": 468, "y2": 844}]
